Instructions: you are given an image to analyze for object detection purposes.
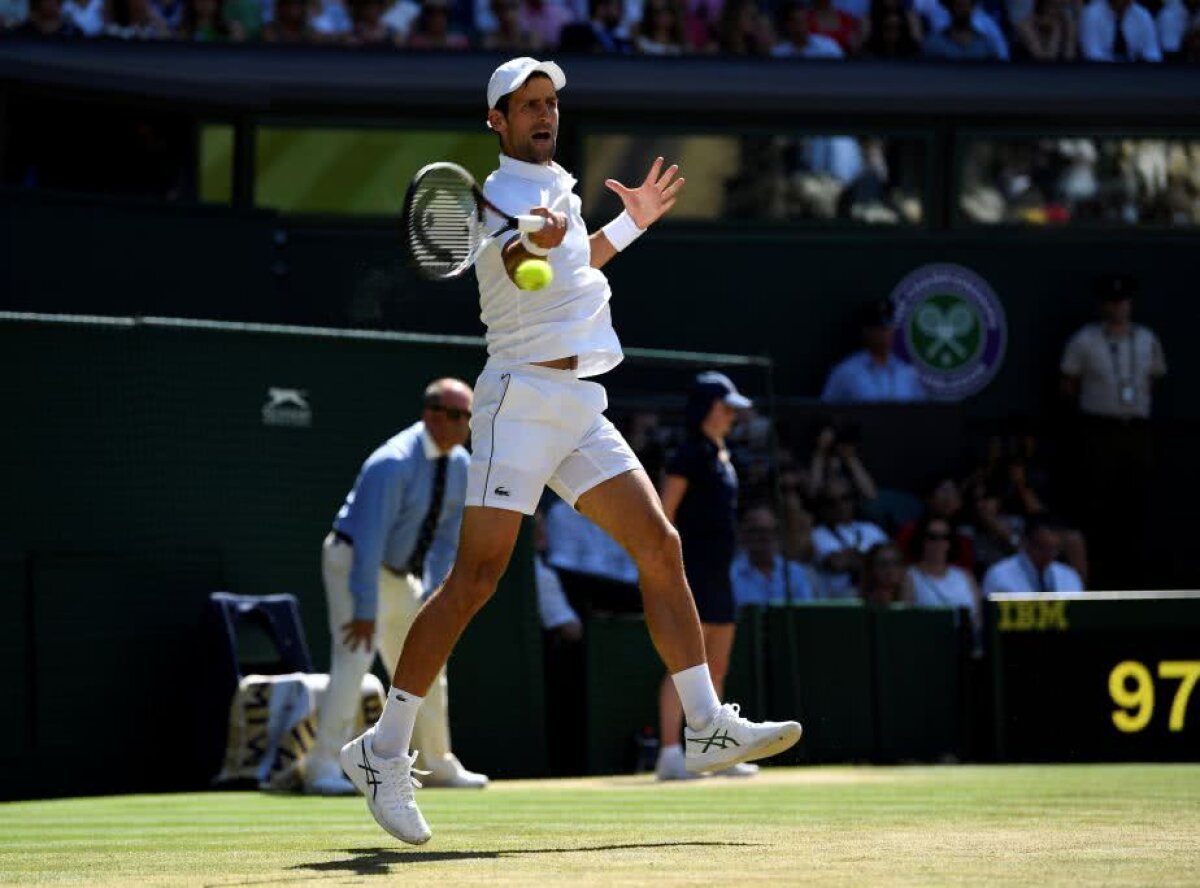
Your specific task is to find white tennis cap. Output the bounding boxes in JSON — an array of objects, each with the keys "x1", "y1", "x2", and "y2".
[{"x1": 487, "y1": 57, "x2": 566, "y2": 109}]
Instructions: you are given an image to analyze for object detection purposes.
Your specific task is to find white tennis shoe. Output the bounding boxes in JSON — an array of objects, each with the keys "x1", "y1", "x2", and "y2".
[
  {"x1": 684, "y1": 703, "x2": 802, "y2": 773},
  {"x1": 340, "y1": 728, "x2": 432, "y2": 845}
]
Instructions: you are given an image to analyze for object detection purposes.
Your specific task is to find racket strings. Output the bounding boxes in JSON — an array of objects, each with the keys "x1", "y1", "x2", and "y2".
[{"x1": 407, "y1": 171, "x2": 483, "y2": 277}]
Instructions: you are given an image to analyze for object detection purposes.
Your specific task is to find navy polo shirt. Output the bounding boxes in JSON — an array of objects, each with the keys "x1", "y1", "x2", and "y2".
[{"x1": 667, "y1": 434, "x2": 738, "y2": 556}]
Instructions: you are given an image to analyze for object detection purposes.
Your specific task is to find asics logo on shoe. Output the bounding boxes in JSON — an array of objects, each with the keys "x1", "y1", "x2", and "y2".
[
  {"x1": 687, "y1": 730, "x2": 740, "y2": 754},
  {"x1": 358, "y1": 745, "x2": 382, "y2": 800},
  {"x1": 494, "y1": 486, "x2": 510, "y2": 497}
]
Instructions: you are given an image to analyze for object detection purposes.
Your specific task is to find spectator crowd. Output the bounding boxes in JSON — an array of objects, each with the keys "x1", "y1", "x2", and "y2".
[
  {"x1": 4, "y1": 0, "x2": 1198, "y2": 65},
  {"x1": 533, "y1": 273, "x2": 1166, "y2": 664}
]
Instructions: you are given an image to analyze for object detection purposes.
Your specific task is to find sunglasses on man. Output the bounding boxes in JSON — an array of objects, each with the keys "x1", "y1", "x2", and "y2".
[{"x1": 429, "y1": 404, "x2": 472, "y2": 421}]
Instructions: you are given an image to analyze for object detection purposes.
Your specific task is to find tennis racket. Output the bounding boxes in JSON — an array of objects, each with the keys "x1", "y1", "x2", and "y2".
[{"x1": 402, "y1": 161, "x2": 547, "y2": 281}]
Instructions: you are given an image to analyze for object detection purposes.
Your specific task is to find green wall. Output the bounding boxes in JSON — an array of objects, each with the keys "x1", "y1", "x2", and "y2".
[{"x1": 0, "y1": 317, "x2": 543, "y2": 798}]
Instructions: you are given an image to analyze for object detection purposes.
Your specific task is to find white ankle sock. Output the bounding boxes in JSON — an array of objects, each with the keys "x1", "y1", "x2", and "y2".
[
  {"x1": 671, "y1": 664, "x2": 721, "y2": 731},
  {"x1": 372, "y1": 688, "x2": 423, "y2": 758}
]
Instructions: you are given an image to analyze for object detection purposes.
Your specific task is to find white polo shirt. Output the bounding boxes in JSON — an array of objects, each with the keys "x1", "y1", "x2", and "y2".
[
  {"x1": 1060, "y1": 323, "x2": 1167, "y2": 419},
  {"x1": 982, "y1": 553, "x2": 1084, "y2": 596},
  {"x1": 476, "y1": 154, "x2": 623, "y2": 379}
]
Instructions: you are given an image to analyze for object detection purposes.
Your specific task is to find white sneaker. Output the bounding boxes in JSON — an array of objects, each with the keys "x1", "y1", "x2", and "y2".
[
  {"x1": 421, "y1": 753, "x2": 489, "y2": 789},
  {"x1": 714, "y1": 762, "x2": 760, "y2": 778},
  {"x1": 339, "y1": 728, "x2": 432, "y2": 845},
  {"x1": 655, "y1": 745, "x2": 705, "y2": 781},
  {"x1": 684, "y1": 703, "x2": 801, "y2": 774},
  {"x1": 303, "y1": 756, "x2": 358, "y2": 796}
]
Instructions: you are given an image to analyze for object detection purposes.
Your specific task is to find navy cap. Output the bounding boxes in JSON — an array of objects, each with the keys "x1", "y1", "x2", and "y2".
[{"x1": 693, "y1": 371, "x2": 752, "y2": 409}]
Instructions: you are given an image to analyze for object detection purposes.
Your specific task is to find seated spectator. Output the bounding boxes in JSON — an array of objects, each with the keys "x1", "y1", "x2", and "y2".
[
  {"x1": 344, "y1": 0, "x2": 401, "y2": 42},
  {"x1": 480, "y1": 0, "x2": 536, "y2": 46},
  {"x1": 635, "y1": 0, "x2": 686, "y2": 52},
  {"x1": 894, "y1": 477, "x2": 975, "y2": 571},
  {"x1": 860, "y1": 0, "x2": 924, "y2": 57},
  {"x1": 821, "y1": 300, "x2": 926, "y2": 403},
  {"x1": 982, "y1": 513, "x2": 1085, "y2": 595},
  {"x1": 1013, "y1": 0, "x2": 1076, "y2": 59},
  {"x1": 771, "y1": 0, "x2": 845, "y2": 55},
  {"x1": 62, "y1": 0, "x2": 104, "y2": 32},
  {"x1": 517, "y1": 0, "x2": 571, "y2": 46},
  {"x1": 959, "y1": 478, "x2": 1018, "y2": 581},
  {"x1": 534, "y1": 512, "x2": 582, "y2": 641},
  {"x1": 263, "y1": 0, "x2": 314, "y2": 39},
  {"x1": 380, "y1": 0, "x2": 419, "y2": 37},
  {"x1": 859, "y1": 541, "x2": 912, "y2": 604},
  {"x1": 1080, "y1": 0, "x2": 1162, "y2": 60},
  {"x1": 312, "y1": 0, "x2": 352, "y2": 35},
  {"x1": 906, "y1": 515, "x2": 983, "y2": 635},
  {"x1": 681, "y1": 0, "x2": 721, "y2": 48},
  {"x1": 405, "y1": 0, "x2": 469, "y2": 43},
  {"x1": 103, "y1": 0, "x2": 171, "y2": 37},
  {"x1": 809, "y1": 419, "x2": 878, "y2": 504},
  {"x1": 178, "y1": 0, "x2": 244, "y2": 37},
  {"x1": 808, "y1": 0, "x2": 860, "y2": 51},
  {"x1": 558, "y1": 0, "x2": 631, "y2": 50},
  {"x1": 1156, "y1": 0, "x2": 1198, "y2": 58},
  {"x1": 222, "y1": 0, "x2": 261, "y2": 37},
  {"x1": 1, "y1": 0, "x2": 28, "y2": 28},
  {"x1": 718, "y1": 0, "x2": 772, "y2": 54},
  {"x1": 731, "y1": 506, "x2": 817, "y2": 606},
  {"x1": 917, "y1": 0, "x2": 1008, "y2": 56},
  {"x1": 14, "y1": 0, "x2": 82, "y2": 33},
  {"x1": 812, "y1": 478, "x2": 889, "y2": 598},
  {"x1": 922, "y1": 0, "x2": 1003, "y2": 58},
  {"x1": 152, "y1": 0, "x2": 182, "y2": 29}
]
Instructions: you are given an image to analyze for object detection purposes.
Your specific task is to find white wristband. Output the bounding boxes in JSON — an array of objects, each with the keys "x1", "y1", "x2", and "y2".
[
  {"x1": 519, "y1": 232, "x2": 551, "y2": 257},
  {"x1": 601, "y1": 210, "x2": 645, "y2": 252}
]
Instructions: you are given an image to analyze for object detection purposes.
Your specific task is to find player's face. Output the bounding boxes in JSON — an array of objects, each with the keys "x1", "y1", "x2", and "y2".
[{"x1": 493, "y1": 77, "x2": 560, "y2": 165}]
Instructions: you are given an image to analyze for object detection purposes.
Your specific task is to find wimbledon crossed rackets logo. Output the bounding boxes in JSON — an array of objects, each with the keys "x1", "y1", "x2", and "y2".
[
  {"x1": 891, "y1": 264, "x2": 1007, "y2": 401},
  {"x1": 911, "y1": 296, "x2": 982, "y2": 370}
]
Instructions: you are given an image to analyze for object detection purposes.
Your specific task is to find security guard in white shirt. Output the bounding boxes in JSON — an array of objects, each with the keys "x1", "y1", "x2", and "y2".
[{"x1": 338, "y1": 57, "x2": 802, "y2": 846}]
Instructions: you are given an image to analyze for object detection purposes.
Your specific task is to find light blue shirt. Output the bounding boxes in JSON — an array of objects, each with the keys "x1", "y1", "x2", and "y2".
[
  {"x1": 730, "y1": 553, "x2": 815, "y2": 607},
  {"x1": 821, "y1": 350, "x2": 926, "y2": 403},
  {"x1": 333, "y1": 422, "x2": 468, "y2": 620}
]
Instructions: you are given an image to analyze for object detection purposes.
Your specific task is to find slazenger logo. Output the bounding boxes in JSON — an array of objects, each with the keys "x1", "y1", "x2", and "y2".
[
  {"x1": 891, "y1": 263, "x2": 1007, "y2": 401},
  {"x1": 262, "y1": 387, "x2": 312, "y2": 428}
]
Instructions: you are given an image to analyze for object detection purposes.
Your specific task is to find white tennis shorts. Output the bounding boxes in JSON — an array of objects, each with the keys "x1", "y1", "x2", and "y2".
[{"x1": 465, "y1": 364, "x2": 641, "y2": 515}]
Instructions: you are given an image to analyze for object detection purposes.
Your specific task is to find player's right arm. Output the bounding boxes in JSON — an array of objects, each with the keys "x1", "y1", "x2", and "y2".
[{"x1": 499, "y1": 207, "x2": 567, "y2": 283}]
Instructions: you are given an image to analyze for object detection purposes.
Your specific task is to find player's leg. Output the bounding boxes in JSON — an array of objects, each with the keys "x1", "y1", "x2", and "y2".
[
  {"x1": 375, "y1": 570, "x2": 488, "y2": 788},
  {"x1": 339, "y1": 506, "x2": 521, "y2": 844},
  {"x1": 306, "y1": 534, "x2": 374, "y2": 795},
  {"x1": 560, "y1": 419, "x2": 801, "y2": 773}
]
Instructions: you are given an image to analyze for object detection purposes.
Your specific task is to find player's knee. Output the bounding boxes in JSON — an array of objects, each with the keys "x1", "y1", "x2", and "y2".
[
  {"x1": 446, "y1": 556, "x2": 506, "y2": 610},
  {"x1": 633, "y1": 522, "x2": 683, "y2": 580}
]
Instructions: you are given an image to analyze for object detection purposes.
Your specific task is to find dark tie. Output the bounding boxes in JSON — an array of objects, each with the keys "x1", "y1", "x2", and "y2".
[
  {"x1": 406, "y1": 455, "x2": 448, "y2": 577},
  {"x1": 1112, "y1": 12, "x2": 1128, "y2": 60}
]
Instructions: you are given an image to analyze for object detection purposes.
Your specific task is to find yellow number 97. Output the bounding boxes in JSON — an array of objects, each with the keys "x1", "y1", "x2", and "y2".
[{"x1": 1110, "y1": 661, "x2": 1154, "y2": 733}]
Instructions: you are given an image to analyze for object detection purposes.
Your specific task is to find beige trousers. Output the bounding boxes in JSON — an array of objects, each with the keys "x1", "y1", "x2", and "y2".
[{"x1": 310, "y1": 534, "x2": 452, "y2": 771}]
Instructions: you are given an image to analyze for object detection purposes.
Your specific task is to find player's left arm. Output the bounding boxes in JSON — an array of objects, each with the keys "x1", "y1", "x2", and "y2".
[{"x1": 590, "y1": 156, "x2": 685, "y2": 270}]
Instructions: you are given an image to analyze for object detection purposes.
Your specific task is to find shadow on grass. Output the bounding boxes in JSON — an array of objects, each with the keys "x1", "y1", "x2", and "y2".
[{"x1": 294, "y1": 841, "x2": 765, "y2": 876}]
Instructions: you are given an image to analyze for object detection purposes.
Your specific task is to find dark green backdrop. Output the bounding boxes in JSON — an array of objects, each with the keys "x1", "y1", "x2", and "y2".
[{"x1": 0, "y1": 317, "x2": 543, "y2": 799}]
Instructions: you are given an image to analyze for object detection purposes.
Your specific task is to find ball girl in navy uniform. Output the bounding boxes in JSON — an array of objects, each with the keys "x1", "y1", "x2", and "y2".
[{"x1": 655, "y1": 371, "x2": 755, "y2": 780}]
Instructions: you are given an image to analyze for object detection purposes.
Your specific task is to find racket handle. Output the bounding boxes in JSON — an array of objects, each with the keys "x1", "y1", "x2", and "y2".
[{"x1": 516, "y1": 215, "x2": 547, "y2": 233}]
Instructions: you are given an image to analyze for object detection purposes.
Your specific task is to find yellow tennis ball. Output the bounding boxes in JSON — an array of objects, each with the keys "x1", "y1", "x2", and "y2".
[{"x1": 514, "y1": 259, "x2": 553, "y2": 291}]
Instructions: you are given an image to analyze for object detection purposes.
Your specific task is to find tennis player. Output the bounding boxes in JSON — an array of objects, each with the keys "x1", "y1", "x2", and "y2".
[{"x1": 341, "y1": 56, "x2": 802, "y2": 845}]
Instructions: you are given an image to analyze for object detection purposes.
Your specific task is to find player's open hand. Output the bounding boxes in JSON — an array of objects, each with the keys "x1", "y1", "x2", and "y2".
[
  {"x1": 527, "y1": 206, "x2": 568, "y2": 251},
  {"x1": 604, "y1": 157, "x2": 685, "y2": 229},
  {"x1": 341, "y1": 618, "x2": 375, "y2": 652}
]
